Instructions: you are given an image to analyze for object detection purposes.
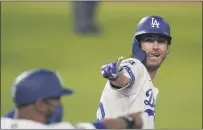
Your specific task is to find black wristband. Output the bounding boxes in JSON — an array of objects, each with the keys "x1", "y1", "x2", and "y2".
[{"x1": 121, "y1": 115, "x2": 135, "y2": 129}]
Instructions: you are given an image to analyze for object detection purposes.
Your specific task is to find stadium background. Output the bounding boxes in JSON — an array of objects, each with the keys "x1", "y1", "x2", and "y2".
[{"x1": 1, "y1": 2, "x2": 202, "y2": 129}]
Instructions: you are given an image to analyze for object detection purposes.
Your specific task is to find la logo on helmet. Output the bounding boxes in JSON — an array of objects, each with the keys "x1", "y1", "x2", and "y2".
[{"x1": 151, "y1": 17, "x2": 159, "y2": 28}]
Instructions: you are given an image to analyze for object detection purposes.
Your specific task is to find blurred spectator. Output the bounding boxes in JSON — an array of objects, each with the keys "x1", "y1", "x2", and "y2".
[{"x1": 72, "y1": 1, "x2": 101, "y2": 35}]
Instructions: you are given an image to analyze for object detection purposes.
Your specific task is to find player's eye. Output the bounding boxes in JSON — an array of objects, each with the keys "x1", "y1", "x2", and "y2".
[
  {"x1": 142, "y1": 37, "x2": 155, "y2": 43},
  {"x1": 157, "y1": 37, "x2": 168, "y2": 43}
]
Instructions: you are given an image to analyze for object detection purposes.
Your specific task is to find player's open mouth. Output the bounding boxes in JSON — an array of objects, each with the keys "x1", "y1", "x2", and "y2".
[{"x1": 148, "y1": 53, "x2": 160, "y2": 58}]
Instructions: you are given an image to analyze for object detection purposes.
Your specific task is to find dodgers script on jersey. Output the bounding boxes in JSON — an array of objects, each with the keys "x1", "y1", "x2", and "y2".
[
  {"x1": 1, "y1": 117, "x2": 96, "y2": 129},
  {"x1": 97, "y1": 58, "x2": 159, "y2": 129}
]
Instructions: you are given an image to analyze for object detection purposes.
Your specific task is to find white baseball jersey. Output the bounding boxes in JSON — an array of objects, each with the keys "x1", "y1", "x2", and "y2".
[
  {"x1": 97, "y1": 58, "x2": 159, "y2": 129},
  {"x1": 1, "y1": 117, "x2": 96, "y2": 129}
]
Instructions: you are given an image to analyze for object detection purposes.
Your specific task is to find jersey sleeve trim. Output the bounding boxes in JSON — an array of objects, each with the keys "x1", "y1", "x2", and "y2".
[{"x1": 123, "y1": 65, "x2": 135, "y2": 88}]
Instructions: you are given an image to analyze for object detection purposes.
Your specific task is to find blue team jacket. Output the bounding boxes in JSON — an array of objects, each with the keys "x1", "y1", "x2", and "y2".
[{"x1": 4, "y1": 110, "x2": 15, "y2": 118}]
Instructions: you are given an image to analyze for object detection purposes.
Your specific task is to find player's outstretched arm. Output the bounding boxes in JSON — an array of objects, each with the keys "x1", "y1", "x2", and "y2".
[
  {"x1": 101, "y1": 112, "x2": 142, "y2": 129},
  {"x1": 101, "y1": 39, "x2": 146, "y2": 89},
  {"x1": 76, "y1": 112, "x2": 143, "y2": 129}
]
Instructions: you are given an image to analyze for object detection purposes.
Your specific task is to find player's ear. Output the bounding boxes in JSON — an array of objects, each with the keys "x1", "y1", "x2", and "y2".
[{"x1": 35, "y1": 99, "x2": 47, "y2": 114}]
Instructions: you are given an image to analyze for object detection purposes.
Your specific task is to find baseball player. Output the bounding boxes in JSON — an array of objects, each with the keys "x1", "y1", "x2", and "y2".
[
  {"x1": 1, "y1": 69, "x2": 143, "y2": 129},
  {"x1": 97, "y1": 15, "x2": 172, "y2": 129}
]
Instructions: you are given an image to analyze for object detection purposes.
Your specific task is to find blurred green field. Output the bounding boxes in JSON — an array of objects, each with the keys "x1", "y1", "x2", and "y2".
[{"x1": 1, "y1": 2, "x2": 202, "y2": 129}]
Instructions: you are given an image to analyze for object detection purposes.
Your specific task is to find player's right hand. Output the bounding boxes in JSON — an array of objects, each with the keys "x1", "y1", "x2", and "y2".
[{"x1": 101, "y1": 56, "x2": 123, "y2": 81}]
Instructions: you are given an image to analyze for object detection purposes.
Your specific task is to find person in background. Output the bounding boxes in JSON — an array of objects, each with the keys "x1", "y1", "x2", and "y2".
[{"x1": 72, "y1": 1, "x2": 101, "y2": 35}]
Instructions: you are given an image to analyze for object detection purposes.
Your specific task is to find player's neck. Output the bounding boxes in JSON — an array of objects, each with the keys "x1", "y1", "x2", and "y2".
[
  {"x1": 17, "y1": 108, "x2": 45, "y2": 123},
  {"x1": 148, "y1": 70, "x2": 157, "y2": 80}
]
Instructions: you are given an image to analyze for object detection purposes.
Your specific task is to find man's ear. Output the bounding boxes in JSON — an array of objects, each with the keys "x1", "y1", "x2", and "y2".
[{"x1": 35, "y1": 99, "x2": 46, "y2": 114}]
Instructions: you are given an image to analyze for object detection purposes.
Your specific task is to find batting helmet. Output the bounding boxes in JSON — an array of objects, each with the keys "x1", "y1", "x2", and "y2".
[
  {"x1": 134, "y1": 15, "x2": 171, "y2": 40},
  {"x1": 12, "y1": 69, "x2": 74, "y2": 107},
  {"x1": 132, "y1": 15, "x2": 172, "y2": 57}
]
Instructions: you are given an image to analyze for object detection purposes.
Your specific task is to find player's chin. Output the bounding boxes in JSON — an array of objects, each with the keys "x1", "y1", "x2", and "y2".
[
  {"x1": 145, "y1": 59, "x2": 162, "y2": 70},
  {"x1": 145, "y1": 63, "x2": 161, "y2": 71},
  {"x1": 146, "y1": 58, "x2": 162, "y2": 65},
  {"x1": 147, "y1": 62, "x2": 160, "y2": 67}
]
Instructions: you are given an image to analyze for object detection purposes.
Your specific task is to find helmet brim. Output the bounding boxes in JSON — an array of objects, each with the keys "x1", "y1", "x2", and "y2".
[
  {"x1": 59, "y1": 88, "x2": 74, "y2": 96},
  {"x1": 134, "y1": 30, "x2": 172, "y2": 40}
]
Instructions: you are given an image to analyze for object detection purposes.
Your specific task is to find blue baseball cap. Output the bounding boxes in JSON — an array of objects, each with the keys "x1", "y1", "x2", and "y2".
[{"x1": 12, "y1": 69, "x2": 74, "y2": 107}]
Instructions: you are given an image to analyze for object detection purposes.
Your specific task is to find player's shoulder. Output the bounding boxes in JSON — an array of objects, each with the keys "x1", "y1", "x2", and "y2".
[
  {"x1": 1, "y1": 117, "x2": 9, "y2": 120},
  {"x1": 1, "y1": 117, "x2": 13, "y2": 129},
  {"x1": 1, "y1": 117, "x2": 42, "y2": 129},
  {"x1": 0, "y1": 117, "x2": 74, "y2": 129},
  {"x1": 1, "y1": 117, "x2": 10, "y2": 123},
  {"x1": 1, "y1": 117, "x2": 14, "y2": 124}
]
